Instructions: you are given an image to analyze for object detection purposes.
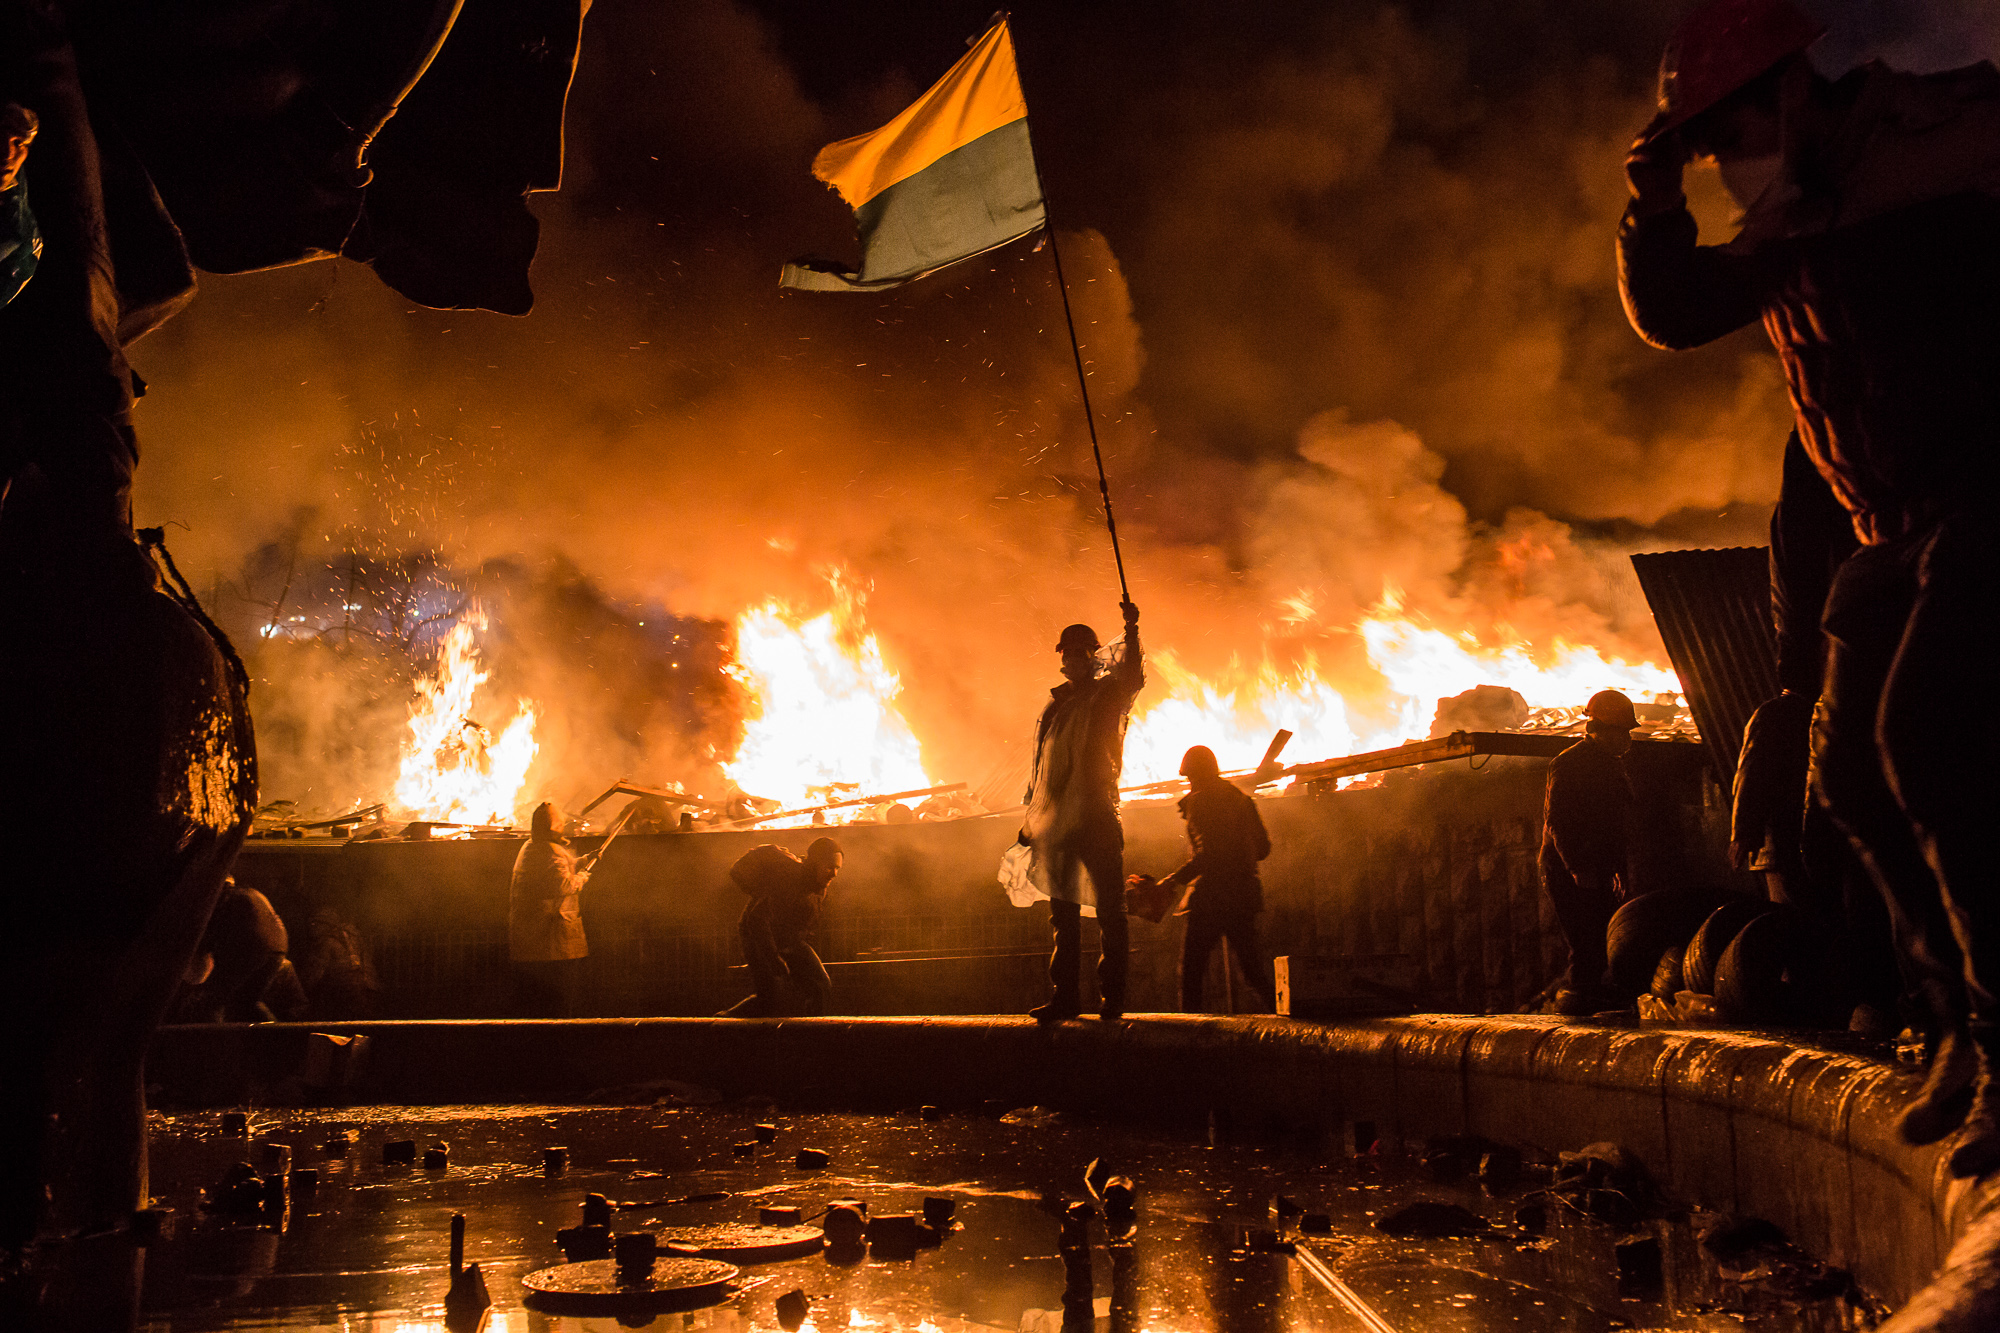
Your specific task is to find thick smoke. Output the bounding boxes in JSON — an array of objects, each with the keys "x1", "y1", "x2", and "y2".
[{"x1": 120, "y1": 0, "x2": 1979, "y2": 816}]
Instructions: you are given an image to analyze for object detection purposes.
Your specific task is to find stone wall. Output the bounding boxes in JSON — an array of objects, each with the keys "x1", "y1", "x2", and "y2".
[{"x1": 235, "y1": 743, "x2": 1724, "y2": 1018}]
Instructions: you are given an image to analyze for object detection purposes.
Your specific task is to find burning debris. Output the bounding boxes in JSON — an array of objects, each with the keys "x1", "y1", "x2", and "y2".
[
  {"x1": 723, "y1": 579, "x2": 934, "y2": 818},
  {"x1": 241, "y1": 561, "x2": 1695, "y2": 838},
  {"x1": 392, "y1": 611, "x2": 539, "y2": 827}
]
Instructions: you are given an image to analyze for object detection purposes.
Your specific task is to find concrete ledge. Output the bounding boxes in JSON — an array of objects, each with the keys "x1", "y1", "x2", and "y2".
[{"x1": 149, "y1": 1014, "x2": 1999, "y2": 1315}]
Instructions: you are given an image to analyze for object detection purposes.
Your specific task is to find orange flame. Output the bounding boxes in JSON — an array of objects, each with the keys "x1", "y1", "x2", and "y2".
[
  {"x1": 723, "y1": 577, "x2": 934, "y2": 818},
  {"x1": 392, "y1": 610, "x2": 539, "y2": 825},
  {"x1": 1123, "y1": 585, "x2": 1682, "y2": 788},
  {"x1": 1124, "y1": 652, "x2": 1361, "y2": 786}
]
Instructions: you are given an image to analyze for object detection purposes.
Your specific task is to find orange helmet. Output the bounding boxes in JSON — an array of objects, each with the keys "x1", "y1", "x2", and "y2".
[
  {"x1": 1649, "y1": 0, "x2": 1823, "y2": 142},
  {"x1": 1585, "y1": 690, "x2": 1639, "y2": 730}
]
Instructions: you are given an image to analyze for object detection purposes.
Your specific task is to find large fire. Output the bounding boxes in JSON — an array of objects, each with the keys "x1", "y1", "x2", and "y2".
[
  {"x1": 716, "y1": 576, "x2": 1682, "y2": 811},
  {"x1": 382, "y1": 576, "x2": 1682, "y2": 829},
  {"x1": 723, "y1": 579, "x2": 935, "y2": 816},
  {"x1": 1122, "y1": 653, "x2": 1362, "y2": 790},
  {"x1": 392, "y1": 610, "x2": 540, "y2": 825},
  {"x1": 1121, "y1": 588, "x2": 1681, "y2": 786}
]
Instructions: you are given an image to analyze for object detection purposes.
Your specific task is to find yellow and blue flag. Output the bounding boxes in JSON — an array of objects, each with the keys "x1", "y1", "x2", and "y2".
[{"x1": 782, "y1": 17, "x2": 1046, "y2": 292}]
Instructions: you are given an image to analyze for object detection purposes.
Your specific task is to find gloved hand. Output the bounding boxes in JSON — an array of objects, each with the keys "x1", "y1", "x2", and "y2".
[
  {"x1": 1120, "y1": 600, "x2": 1139, "y2": 627},
  {"x1": 1626, "y1": 114, "x2": 1689, "y2": 216}
]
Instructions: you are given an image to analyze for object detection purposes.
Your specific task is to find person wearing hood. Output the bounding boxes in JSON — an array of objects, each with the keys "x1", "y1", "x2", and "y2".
[
  {"x1": 1023, "y1": 601, "x2": 1144, "y2": 1022},
  {"x1": 1619, "y1": 0, "x2": 2000, "y2": 1172},
  {"x1": 508, "y1": 802, "x2": 591, "y2": 1017},
  {"x1": 1158, "y1": 745, "x2": 1275, "y2": 1013}
]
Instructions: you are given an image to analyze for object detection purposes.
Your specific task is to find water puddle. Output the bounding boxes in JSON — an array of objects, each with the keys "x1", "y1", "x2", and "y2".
[{"x1": 136, "y1": 1105, "x2": 1879, "y2": 1330}]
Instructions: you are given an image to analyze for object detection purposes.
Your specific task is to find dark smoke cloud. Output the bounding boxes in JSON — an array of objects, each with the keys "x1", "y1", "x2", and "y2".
[{"x1": 120, "y1": 0, "x2": 1982, "y2": 814}]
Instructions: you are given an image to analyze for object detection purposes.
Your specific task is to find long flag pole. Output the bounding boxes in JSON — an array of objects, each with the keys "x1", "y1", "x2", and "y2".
[
  {"x1": 1042, "y1": 225, "x2": 1130, "y2": 604},
  {"x1": 780, "y1": 11, "x2": 1130, "y2": 602},
  {"x1": 1005, "y1": 10, "x2": 1130, "y2": 602}
]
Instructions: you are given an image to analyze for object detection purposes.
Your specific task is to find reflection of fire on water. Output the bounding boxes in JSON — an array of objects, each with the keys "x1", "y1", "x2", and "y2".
[
  {"x1": 392, "y1": 610, "x2": 539, "y2": 825},
  {"x1": 723, "y1": 579, "x2": 935, "y2": 823}
]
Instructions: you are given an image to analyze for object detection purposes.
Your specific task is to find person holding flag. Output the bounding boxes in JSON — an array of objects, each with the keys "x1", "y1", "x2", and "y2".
[
  {"x1": 786, "y1": 17, "x2": 1147, "y2": 1023},
  {"x1": 1021, "y1": 602, "x2": 1143, "y2": 1022}
]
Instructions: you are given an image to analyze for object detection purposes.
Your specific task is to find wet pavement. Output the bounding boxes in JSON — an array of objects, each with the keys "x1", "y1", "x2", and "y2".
[{"x1": 138, "y1": 1103, "x2": 1880, "y2": 1331}]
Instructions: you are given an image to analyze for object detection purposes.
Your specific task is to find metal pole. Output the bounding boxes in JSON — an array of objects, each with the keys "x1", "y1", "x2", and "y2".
[{"x1": 1045, "y1": 226, "x2": 1130, "y2": 603}]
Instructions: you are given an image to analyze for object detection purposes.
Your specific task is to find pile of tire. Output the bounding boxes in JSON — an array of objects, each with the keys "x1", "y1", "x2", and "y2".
[{"x1": 1606, "y1": 887, "x2": 1829, "y2": 1025}]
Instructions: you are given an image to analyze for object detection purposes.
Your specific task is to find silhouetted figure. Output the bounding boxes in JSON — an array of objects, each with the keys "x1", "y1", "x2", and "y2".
[
  {"x1": 508, "y1": 803, "x2": 591, "y2": 1017},
  {"x1": 1732, "y1": 433, "x2": 1914, "y2": 1038},
  {"x1": 720, "y1": 838, "x2": 842, "y2": 1017},
  {"x1": 1161, "y1": 745, "x2": 1275, "y2": 1012},
  {"x1": 296, "y1": 908, "x2": 380, "y2": 1020},
  {"x1": 1, "y1": 103, "x2": 38, "y2": 306},
  {"x1": 1540, "y1": 691, "x2": 1636, "y2": 1015},
  {"x1": 172, "y1": 880, "x2": 303, "y2": 1024},
  {"x1": 1023, "y1": 602, "x2": 1144, "y2": 1022},
  {"x1": 2, "y1": 4, "x2": 574, "y2": 1325},
  {"x1": 1620, "y1": 0, "x2": 2000, "y2": 1170}
]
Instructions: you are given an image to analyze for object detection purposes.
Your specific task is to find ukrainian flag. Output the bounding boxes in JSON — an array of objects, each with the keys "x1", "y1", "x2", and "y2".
[{"x1": 781, "y1": 18, "x2": 1046, "y2": 292}]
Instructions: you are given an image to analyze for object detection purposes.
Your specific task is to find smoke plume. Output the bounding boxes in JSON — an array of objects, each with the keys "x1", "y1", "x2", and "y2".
[{"x1": 120, "y1": 0, "x2": 1990, "y2": 815}]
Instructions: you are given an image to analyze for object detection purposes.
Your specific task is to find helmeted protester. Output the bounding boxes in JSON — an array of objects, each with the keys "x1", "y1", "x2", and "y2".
[
  {"x1": 1022, "y1": 602, "x2": 1144, "y2": 1022},
  {"x1": 1539, "y1": 690, "x2": 1637, "y2": 1015},
  {"x1": 720, "y1": 837, "x2": 843, "y2": 1017},
  {"x1": 1159, "y1": 745, "x2": 1275, "y2": 1013},
  {"x1": 172, "y1": 878, "x2": 304, "y2": 1023},
  {"x1": 1618, "y1": 0, "x2": 2000, "y2": 1171},
  {"x1": 508, "y1": 802, "x2": 591, "y2": 1017}
]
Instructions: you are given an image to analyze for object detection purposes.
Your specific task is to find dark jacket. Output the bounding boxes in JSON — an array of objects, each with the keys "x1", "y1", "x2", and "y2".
[
  {"x1": 730, "y1": 844, "x2": 825, "y2": 943},
  {"x1": 1731, "y1": 692, "x2": 1814, "y2": 877},
  {"x1": 1168, "y1": 778, "x2": 1272, "y2": 914},
  {"x1": 1769, "y1": 431, "x2": 1859, "y2": 695},
  {"x1": 1541, "y1": 737, "x2": 1631, "y2": 894},
  {"x1": 1618, "y1": 66, "x2": 2000, "y2": 546}
]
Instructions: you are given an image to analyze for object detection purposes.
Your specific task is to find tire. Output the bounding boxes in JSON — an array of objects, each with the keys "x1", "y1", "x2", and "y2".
[
  {"x1": 1605, "y1": 887, "x2": 1731, "y2": 996},
  {"x1": 1651, "y1": 945, "x2": 1687, "y2": 1001},
  {"x1": 1682, "y1": 898, "x2": 1775, "y2": 996},
  {"x1": 1714, "y1": 907, "x2": 1822, "y2": 1025}
]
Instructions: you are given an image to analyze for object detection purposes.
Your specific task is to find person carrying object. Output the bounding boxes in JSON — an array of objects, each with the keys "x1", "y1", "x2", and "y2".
[
  {"x1": 720, "y1": 837, "x2": 843, "y2": 1018},
  {"x1": 508, "y1": 802, "x2": 593, "y2": 1018},
  {"x1": 1156, "y1": 745, "x2": 1275, "y2": 1013}
]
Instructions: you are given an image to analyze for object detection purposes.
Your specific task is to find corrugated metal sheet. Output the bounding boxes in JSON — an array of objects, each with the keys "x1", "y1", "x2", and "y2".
[{"x1": 1630, "y1": 546, "x2": 1777, "y2": 778}]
